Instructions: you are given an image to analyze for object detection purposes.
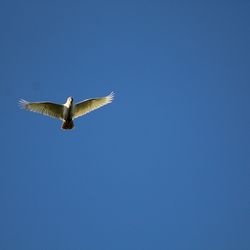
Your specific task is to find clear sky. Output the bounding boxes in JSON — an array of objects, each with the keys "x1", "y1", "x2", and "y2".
[{"x1": 0, "y1": 0, "x2": 249, "y2": 249}]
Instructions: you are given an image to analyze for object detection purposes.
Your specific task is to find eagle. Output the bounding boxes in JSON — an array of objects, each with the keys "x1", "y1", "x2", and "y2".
[{"x1": 19, "y1": 92, "x2": 114, "y2": 129}]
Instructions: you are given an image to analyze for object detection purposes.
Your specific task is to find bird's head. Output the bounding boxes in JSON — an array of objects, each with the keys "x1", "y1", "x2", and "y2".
[
  {"x1": 67, "y1": 96, "x2": 73, "y2": 103},
  {"x1": 65, "y1": 96, "x2": 74, "y2": 107}
]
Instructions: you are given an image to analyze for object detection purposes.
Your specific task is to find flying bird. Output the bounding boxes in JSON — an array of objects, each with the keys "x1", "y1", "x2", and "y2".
[{"x1": 19, "y1": 92, "x2": 114, "y2": 130}]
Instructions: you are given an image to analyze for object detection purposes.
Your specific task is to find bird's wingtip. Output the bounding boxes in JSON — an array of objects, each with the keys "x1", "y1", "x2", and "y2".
[
  {"x1": 18, "y1": 99, "x2": 28, "y2": 109},
  {"x1": 108, "y1": 91, "x2": 115, "y2": 102}
]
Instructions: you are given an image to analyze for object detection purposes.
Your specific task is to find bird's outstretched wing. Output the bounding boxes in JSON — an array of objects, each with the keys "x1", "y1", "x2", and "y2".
[
  {"x1": 19, "y1": 100, "x2": 64, "y2": 120},
  {"x1": 73, "y1": 92, "x2": 114, "y2": 119}
]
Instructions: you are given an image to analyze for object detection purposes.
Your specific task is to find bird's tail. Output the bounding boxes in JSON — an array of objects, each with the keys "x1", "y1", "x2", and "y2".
[{"x1": 61, "y1": 120, "x2": 74, "y2": 130}]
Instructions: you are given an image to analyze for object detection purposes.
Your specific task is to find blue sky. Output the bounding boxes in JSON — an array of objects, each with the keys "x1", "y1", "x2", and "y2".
[{"x1": 0, "y1": 0, "x2": 250, "y2": 249}]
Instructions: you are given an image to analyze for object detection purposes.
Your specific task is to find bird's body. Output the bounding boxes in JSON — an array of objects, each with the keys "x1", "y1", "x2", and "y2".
[
  {"x1": 62, "y1": 97, "x2": 75, "y2": 129},
  {"x1": 19, "y1": 92, "x2": 114, "y2": 130}
]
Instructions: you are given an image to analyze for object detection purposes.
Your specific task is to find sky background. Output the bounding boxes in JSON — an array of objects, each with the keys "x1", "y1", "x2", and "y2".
[{"x1": 0, "y1": 0, "x2": 250, "y2": 249}]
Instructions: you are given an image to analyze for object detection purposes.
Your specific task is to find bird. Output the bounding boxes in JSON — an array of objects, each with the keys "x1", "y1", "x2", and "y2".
[{"x1": 19, "y1": 92, "x2": 114, "y2": 130}]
